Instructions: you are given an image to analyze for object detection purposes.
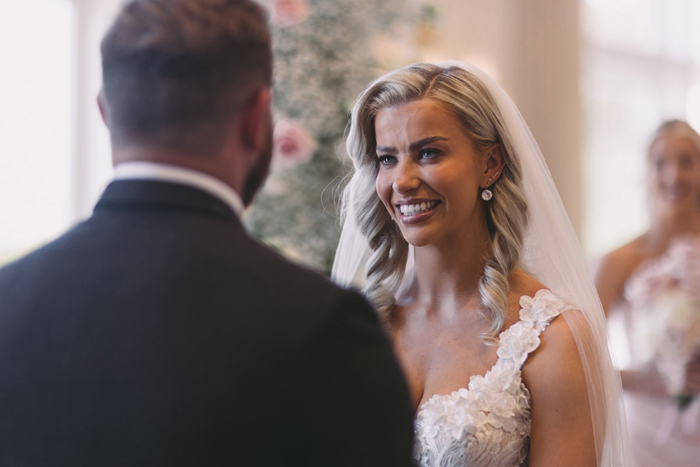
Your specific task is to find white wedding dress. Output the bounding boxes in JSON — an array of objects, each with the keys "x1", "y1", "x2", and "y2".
[{"x1": 413, "y1": 289, "x2": 570, "y2": 467}]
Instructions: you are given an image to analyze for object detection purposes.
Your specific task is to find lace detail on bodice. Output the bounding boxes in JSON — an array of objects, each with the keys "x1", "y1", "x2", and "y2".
[{"x1": 413, "y1": 289, "x2": 571, "y2": 467}]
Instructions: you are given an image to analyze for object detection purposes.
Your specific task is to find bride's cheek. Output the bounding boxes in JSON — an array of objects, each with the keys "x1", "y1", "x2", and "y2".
[{"x1": 375, "y1": 181, "x2": 392, "y2": 213}]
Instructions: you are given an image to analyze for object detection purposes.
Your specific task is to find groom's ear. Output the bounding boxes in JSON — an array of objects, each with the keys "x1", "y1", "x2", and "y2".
[
  {"x1": 97, "y1": 90, "x2": 110, "y2": 128},
  {"x1": 240, "y1": 86, "x2": 272, "y2": 154}
]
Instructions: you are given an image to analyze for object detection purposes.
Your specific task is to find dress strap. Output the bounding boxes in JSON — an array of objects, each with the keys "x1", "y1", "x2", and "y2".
[{"x1": 494, "y1": 289, "x2": 571, "y2": 370}]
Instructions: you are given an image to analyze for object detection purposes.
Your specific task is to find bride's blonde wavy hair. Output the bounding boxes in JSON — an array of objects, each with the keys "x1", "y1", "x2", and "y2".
[{"x1": 341, "y1": 63, "x2": 528, "y2": 338}]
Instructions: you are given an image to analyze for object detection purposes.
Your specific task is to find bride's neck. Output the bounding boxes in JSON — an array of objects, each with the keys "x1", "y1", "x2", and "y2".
[{"x1": 411, "y1": 226, "x2": 490, "y2": 313}]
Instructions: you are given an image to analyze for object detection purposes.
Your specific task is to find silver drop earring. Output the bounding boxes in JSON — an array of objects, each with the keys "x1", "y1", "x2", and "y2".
[{"x1": 483, "y1": 169, "x2": 498, "y2": 200}]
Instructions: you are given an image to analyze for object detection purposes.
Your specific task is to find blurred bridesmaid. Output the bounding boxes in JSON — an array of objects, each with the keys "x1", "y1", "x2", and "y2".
[{"x1": 596, "y1": 120, "x2": 700, "y2": 466}]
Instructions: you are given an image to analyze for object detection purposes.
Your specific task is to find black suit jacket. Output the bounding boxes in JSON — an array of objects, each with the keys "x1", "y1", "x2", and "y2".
[{"x1": 0, "y1": 180, "x2": 415, "y2": 466}]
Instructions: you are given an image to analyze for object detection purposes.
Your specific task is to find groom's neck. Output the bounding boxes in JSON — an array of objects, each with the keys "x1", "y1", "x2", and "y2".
[{"x1": 111, "y1": 145, "x2": 245, "y2": 197}]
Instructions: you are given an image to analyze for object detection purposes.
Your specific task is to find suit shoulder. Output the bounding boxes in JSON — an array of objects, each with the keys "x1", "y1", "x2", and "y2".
[
  {"x1": 0, "y1": 223, "x2": 87, "y2": 281},
  {"x1": 232, "y1": 234, "x2": 377, "y2": 322},
  {"x1": 237, "y1": 235, "x2": 359, "y2": 302}
]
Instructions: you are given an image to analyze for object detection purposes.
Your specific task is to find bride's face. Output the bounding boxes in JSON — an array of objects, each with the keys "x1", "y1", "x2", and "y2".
[
  {"x1": 374, "y1": 99, "x2": 488, "y2": 247},
  {"x1": 648, "y1": 131, "x2": 700, "y2": 216}
]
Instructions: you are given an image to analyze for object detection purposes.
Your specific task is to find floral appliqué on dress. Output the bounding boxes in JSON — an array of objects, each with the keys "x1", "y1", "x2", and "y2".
[{"x1": 413, "y1": 289, "x2": 572, "y2": 467}]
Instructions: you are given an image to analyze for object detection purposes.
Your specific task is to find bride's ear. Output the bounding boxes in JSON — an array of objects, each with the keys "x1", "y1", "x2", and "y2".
[{"x1": 481, "y1": 143, "x2": 506, "y2": 188}]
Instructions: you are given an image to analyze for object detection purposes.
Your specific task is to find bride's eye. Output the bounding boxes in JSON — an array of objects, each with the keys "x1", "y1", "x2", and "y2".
[
  {"x1": 377, "y1": 155, "x2": 397, "y2": 166},
  {"x1": 418, "y1": 148, "x2": 441, "y2": 160}
]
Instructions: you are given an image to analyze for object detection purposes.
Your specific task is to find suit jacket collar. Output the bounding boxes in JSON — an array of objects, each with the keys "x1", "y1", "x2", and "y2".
[
  {"x1": 113, "y1": 162, "x2": 245, "y2": 217},
  {"x1": 94, "y1": 179, "x2": 242, "y2": 224}
]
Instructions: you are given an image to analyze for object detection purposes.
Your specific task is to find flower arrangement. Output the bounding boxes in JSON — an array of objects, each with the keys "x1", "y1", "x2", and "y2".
[
  {"x1": 271, "y1": 118, "x2": 318, "y2": 171},
  {"x1": 269, "y1": 0, "x2": 311, "y2": 27},
  {"x1": 245, "y1": 0, "x2": 429, "y2": 273},
  {"x1": 626, "y1": 237, "x2": 700, "y2": 408}
]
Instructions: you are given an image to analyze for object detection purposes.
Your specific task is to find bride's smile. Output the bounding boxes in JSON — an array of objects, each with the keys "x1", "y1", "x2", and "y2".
[{"x1": 394, "y1": 199, "x2": 441, "y2": 224}]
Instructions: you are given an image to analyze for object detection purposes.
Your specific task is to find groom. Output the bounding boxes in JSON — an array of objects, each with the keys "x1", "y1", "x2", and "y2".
[{"x1": 0, "y1": 0, "x2": 414, "y2": 465}]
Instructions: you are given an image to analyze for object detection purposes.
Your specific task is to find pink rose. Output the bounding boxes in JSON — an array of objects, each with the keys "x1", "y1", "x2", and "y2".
[
  {"x1": 270, "y1": 0, "x2": 310, "y2": 27},
  {"x1": 271, "y1": 119, "x2": 318, "y2": 171}
]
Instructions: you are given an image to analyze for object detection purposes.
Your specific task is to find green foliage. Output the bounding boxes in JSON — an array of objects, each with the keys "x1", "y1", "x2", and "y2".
[{"x1": 246, "y1": 0, "x2": 414, "y2": 274}]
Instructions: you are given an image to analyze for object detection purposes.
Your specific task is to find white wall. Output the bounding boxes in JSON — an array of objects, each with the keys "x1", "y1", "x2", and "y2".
[
  {"x1": 0, "y1": 0, "x2": 74, "y2": 260},
  {"x1": 71, "y1": 0, "x2": 124, "y2": 221},
  {"x1": 581, "y1": 0, "x2": 700, "y2": 257},
  {"x1": 0, "y1": 0, "x2": 123, "y2": 264}
]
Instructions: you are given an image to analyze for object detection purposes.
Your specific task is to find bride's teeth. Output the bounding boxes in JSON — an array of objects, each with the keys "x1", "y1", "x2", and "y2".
[{"x1": 399, "y1": 201, "x2": 438, "y2": 216}]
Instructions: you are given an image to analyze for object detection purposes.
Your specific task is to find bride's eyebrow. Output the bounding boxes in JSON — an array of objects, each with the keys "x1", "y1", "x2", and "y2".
[
  {"x1": 376, "y1": 136, "x2": 449, "y2": 154},
  {"x1": 376, "y1": 145, "x2": 397, "y2": 155},
  {"x1": 410, "y1": 136, "x2": 448, "y2": 151}
]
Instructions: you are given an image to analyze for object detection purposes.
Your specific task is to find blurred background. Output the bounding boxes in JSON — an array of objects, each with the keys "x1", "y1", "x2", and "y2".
[{"x1": 2, "y1": 0, "x2": 700, "y2": 273}]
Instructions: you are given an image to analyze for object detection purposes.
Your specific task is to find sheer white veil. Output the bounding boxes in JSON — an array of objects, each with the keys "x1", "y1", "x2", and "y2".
[{"x1": 332, "y1": 61, "x2": 630, "y2": 465}]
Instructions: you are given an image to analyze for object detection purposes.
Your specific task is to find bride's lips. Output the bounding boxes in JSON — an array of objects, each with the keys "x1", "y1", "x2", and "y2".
[{"x1": 395, "y1": 199, "x2": 442, "y2": 225}]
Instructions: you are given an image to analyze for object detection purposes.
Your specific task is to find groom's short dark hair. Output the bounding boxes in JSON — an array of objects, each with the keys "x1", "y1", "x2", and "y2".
[{"x1": 100, "y1": 0, "x2": 272, "y2": 152}]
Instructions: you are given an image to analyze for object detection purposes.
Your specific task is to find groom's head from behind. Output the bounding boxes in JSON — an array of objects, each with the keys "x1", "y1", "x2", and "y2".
[{"x1": 99, "y1": 0, "x2": 273, "y2": 206}]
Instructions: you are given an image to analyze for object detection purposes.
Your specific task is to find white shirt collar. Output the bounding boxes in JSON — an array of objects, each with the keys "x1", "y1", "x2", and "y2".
[{"x1": 113, "y1": 162, "x2": 245, "y2": 217}]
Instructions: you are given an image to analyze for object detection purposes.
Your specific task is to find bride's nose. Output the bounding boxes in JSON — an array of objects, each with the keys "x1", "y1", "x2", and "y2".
[{"x1": 392, "y1": 160, "x2": 420, "y2": 194}]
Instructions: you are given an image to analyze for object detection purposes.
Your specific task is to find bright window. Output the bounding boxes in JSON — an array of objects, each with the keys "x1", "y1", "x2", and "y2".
[
  {"x1": 0, "y1": 0, "x2": 74, "y2": 264},
  {"x1": 581, "y1": 0, "x2": 700, "y2": 258}
]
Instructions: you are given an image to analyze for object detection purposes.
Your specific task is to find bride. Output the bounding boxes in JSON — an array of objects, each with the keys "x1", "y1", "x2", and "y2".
[{"x1": 332, "y1": 62, "x2": 629, "y2": 466}]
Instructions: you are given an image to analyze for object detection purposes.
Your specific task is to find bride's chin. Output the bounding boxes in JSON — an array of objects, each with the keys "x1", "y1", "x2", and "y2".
[
  {"x1": 402, "y1": 235, "x2": 433, "y2": 248},
  {"x1": 397, "y1": 225, "x2": 443, "y2": 248}
]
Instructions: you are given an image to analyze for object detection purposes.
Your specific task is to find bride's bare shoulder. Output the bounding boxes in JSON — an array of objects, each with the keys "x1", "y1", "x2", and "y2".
[
  {"x1": 509, "y1": 268, "x2": 547, "y2": 299},
  {"x1": 502, "y1": 269, "x2": 547, "y2": 325},
  {"x1": 511, "y1": 269, "x2": 595, "y2": 400},
  {"x1": 508, "y1": 268, "x2": 588, "y2": 349},
  {"x1": 521, "y1": 302, "x2": 597, "y2": 464},
  {"x1": 510, "y1": 270, "x2": 598, "y2": 462}
]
